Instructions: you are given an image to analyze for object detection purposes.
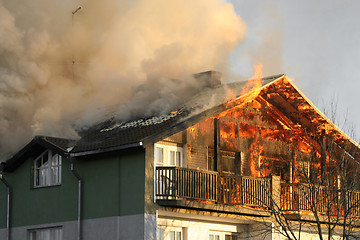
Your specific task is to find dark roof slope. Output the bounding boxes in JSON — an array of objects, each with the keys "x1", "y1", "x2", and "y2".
[{"x1": 71, "y1": 74, "x2": 284, "y2": 154}]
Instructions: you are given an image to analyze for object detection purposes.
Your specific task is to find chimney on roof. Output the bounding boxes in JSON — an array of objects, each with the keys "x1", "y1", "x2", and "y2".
[{"x1": 193, "y1": 71, "x2": 222, "y2": 88}]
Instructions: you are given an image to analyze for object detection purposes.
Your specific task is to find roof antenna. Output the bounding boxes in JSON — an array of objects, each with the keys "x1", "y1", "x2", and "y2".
[{"x1": 72, "y1": 7, "x2": 82, "y2": 81}]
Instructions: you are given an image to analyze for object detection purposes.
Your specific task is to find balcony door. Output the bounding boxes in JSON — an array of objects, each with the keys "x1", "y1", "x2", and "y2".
[{"x1": 155, "y1": 144, "x2": 184, "y2": 199}]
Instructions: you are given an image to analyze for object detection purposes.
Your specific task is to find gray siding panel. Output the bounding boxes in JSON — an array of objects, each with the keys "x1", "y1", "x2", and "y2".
[{"x1": 1, "y1": 214, "x2": 155, "y2": 240}]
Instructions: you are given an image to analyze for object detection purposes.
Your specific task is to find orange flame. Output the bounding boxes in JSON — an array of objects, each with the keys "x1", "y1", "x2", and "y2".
[{"x1": 240, "y1": 63, "x2": 263, "y2": 96}]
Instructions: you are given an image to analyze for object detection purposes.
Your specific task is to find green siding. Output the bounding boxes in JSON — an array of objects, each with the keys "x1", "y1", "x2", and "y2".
[
  {"x1": 2, "y1": 159, "x2": 77, "y2": 227},
  {"x1": 0, "y1": 147, "x2": 146, "y2": 228},
  {"x1": 118, "y1": 150, "x2": 145, "y2": 215},
  {"x1": 0, "y1": 178, "x2": 7, "y2": 228},
  {"x1": 77, "y1": 155, "x2": 120, "y2": 220}
]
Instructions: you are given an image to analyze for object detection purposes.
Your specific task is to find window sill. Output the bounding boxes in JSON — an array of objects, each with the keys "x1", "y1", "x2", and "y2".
[{"x1": 32, "y1": 184, "x2": 62, "y2": 189}]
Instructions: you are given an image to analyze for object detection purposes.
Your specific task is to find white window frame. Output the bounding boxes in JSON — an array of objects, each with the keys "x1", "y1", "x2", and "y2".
[
  {"x1": 34, "y1": 150, "x2": 62, "y2": 188},
  {"x1": 209, "y1": 231, "x2": 241, "y2": 240},
  {"x1": 29, "y1": 227, "x2": 62, "y2": 240},
  {"x1": 154, "y1": 144, "x2": 184, "y2": 167},
  {"x1": 157, "y1": 226, "x2": 185, "y2": 240}
]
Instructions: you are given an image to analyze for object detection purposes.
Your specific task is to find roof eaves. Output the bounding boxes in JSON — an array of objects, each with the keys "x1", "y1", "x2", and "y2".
[
  {"x1": 69, "y1": 142, "x2": 143, "y2": 157},
  {"x1": 35, "y1": 136, "x2": 75, "y2": 157},
  {"x1": 4, "y1": 136, "x2": 75, "y2": 172}
]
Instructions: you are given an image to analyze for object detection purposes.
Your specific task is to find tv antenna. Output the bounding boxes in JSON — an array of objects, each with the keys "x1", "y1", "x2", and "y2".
[{"x1": 71, "y1": 7, "x2": 81, "y2": 81}]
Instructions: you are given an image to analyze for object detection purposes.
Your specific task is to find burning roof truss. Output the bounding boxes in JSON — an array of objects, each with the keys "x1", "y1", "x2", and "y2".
[{"x1": 164, "y1": 75, "x2": 360, "y2": 185}]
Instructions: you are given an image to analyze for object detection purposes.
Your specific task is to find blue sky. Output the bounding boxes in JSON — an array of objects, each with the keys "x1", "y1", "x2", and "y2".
[{"x1": 227, "y1": 0, "x2": 360, "y2": 138}]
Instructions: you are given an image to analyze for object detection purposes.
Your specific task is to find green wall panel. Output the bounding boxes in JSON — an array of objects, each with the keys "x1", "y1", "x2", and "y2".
[
  {"x1": 4, "y1": 159, "x2": 78, "y2": 227},
  {"x1": 118, "y1": 150, "x2": 145, "y2": 216},
  {"x1": 0, "y1": 147, "x2": 146, "y2": 228}
]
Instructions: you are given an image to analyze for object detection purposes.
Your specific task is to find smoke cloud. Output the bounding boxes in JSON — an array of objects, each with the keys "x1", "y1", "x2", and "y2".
[{"x1": 0, "y1": 0, "x2": 246, "y2": 160}]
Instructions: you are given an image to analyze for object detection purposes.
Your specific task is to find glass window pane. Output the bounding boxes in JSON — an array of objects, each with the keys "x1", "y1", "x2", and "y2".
[
  {"x1": 34, "y1": 151, "x2": 62, "y2": 187},
  {"x1": 170, "y1": 151, "x2": 175, "y2": 165},
  {"x1": 176, "y1": 231, "x2": 181, "y2": 240},
  {"x1": 157, "y1": 228, "x2": 164, "y2": 240},
  {"x1": 40, "y1": 168, "x2": 47, "y2": 186},
  {"x1": 43, "y1": 152, "x2": 49, "y2": 165},
  {"x1": 30, "y1": 228, "x2": 62, "y2": 240},
  {"x1": 156, "y1": 228, "x2": 165, "y2": 240},
  {"x1": 177, "y1": 151, "x2": 181, "y2": 166},
  {"x1": 210, "y1": 234, "x2": 220, "y2": 240},
  {"x1": 170, "y1": 231, "x2": 175, "y2": 240},
  {"x1": 30, "y1": 231, "x2": 36, "y2": 240},
  {"x1": 35, "y1": 168, "x2": 40, "y2": 186},
  {"x1": 156, "y1": 147, "x2": 164, "y2": 165}
]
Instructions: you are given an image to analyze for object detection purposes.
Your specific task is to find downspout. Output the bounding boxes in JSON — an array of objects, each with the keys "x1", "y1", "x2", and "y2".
[
  {"x1": 0, "y1": 163, "x2": 11, "y2": 240},
  {"x1": 68, "y1": 157, "x2": 82, "y2": 240}
]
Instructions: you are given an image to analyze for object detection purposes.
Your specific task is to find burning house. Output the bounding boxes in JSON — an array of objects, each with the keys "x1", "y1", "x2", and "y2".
[{"x1": 1, "y1": 72, "x2": 360, "y2": 239}]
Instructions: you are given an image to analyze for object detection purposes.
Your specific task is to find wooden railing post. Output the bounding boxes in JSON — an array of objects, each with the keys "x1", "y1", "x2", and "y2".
[
  {"x1": 216, "y1": 172, "x2": 220, "y2": 203},
  {"x1": 272, "y1": 175, "x2": 281, "y2": 209}
]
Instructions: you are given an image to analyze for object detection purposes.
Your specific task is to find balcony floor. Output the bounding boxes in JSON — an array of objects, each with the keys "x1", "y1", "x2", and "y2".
[{"x1": 156, "y1": 199, "x2": 271, "y2": 217}]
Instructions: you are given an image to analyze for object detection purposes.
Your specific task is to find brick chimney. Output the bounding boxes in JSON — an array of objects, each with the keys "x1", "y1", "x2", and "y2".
[{"x1": 193, "y1": 71, "x2": 222, "y2": 88}]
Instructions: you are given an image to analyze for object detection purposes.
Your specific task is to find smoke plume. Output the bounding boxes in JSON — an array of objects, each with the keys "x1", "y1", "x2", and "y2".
[{"x1": 0, "y1": 0, "x2": 246, "y2": 160}]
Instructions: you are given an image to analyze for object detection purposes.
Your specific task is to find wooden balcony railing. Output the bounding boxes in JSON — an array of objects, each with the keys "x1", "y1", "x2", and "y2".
[
  {"x1": 281, "y1": 183, "x2": 360, "y2": 217},
  {"x1": 155, "y1": 167, "x2": 270, "y2": 208},
  {"x1": 155, "y1": 167, "x2": 218, "y2": 202},
  {"x1": 156, "y1": 167, "x2": 360, "y2": 217},
  {"x1": 221, "y1": 175, "x2": 271, "y2": 208}
]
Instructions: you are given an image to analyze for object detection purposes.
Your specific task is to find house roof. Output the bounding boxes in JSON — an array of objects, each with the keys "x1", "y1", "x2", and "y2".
[
  {"x1": 4, "y1": 136, "x2": 76, "y2": 172},
  {"x1": 4, "y1": 73, "x2": 360, "y2": 171},
  {"x1": 71, "y1": 74, "x2": 283, "y2": 154}
]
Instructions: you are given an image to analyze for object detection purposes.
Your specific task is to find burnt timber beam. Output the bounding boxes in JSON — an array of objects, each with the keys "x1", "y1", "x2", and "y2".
[
  {"x1": 255, "y1": 96, "x2": 295, "y2": 131},
  {"x1": 214, "y1": 118, "x2": 221, "y2": 172}
]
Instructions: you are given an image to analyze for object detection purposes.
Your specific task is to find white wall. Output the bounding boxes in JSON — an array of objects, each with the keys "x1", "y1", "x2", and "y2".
[{"x1": 158, "y1": 217, "x2": 251, "y2": 240}]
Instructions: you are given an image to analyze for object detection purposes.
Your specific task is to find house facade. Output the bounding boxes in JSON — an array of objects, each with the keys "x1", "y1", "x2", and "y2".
[{"x1": 1, "y1": 73, "x2": 360, "y2": 240}]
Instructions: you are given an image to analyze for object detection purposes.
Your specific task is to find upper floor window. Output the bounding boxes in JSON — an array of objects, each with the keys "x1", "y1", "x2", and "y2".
[
  {"x1": 155, "y1": 144, "x2": 184, "y2": 167},
  {"x1": 34, "y1": 150, "x2": 62, "y2": 188}
]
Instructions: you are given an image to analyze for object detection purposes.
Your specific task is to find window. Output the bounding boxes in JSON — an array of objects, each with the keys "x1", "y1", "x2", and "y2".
[
  {"x1": 209, "y1": 233, "x2": 220, "y2": 240},
  {"x1": 170, "y1": 150, "x2": 182, "y2": 166},
  {"x1": 29, "y1": 227, "x2": 62, "y2": 240},
  {"x1": 157, "y1": 227, "x2": 184, "y2": 240},
  {"x1": 34, "y1": 150, "x2": 62, "y2": 187},
  {"x1": 221, "y1": 151, "x2": 236, "y2": 174},
  {"x1": 157, "y1": 228, "x2": 165, "y2": 240},
  {"x1": 209, "y1": 231, "x2": 241, "y2": 240},
  {"x1": 225, "y1": 234, "x2": 240, "y2": 240},
  {"x1": 155, "y1": 147, "x2": 164, "y2": 166},
  {"x1": 170, "y1": 230, "x2": 182, "y2": 240},
  {"x1": 155, "y1": 144, "x2": 184, "y2": 167}
]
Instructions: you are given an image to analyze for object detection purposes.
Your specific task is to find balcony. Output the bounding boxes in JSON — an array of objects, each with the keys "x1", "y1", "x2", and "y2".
[
  {"x1": 155, "y1": 167, "x2": 360, "y2": 219},
  {"x1": 155, "y1": 166, "x2": 271, "y2": 215},
  {"x1": 281, "y1": 183, "x2": 360, "y2": 218}
]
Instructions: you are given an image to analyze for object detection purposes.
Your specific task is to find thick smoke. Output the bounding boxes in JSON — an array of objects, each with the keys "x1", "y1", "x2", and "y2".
[{"x1": 0, "y1": 0, "x2": 246, "y2": 160}]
